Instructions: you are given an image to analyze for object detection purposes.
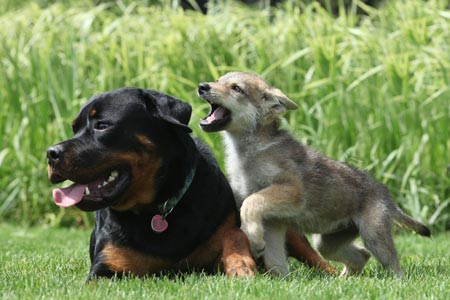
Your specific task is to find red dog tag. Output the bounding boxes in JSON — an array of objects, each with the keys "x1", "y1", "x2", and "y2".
[{"x1": 151, "y1": 214, "x2": 168, "y2": 233}]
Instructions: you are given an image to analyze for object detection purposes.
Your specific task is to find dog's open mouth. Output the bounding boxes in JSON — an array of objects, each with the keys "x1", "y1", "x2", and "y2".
[
  {"x1": 199, "y1": 102, "x2": 231, "y2": 132},
  {"x1": 52, "y1": 169, "x2": 130, "y2": 211}
]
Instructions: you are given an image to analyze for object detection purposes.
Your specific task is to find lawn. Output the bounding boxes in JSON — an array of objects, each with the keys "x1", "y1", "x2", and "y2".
[{"x1": 1, "y1": 223, "x2": 449, "y2": 300}]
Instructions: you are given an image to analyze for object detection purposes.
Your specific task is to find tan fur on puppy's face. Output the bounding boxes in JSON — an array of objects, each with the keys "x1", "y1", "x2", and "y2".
[{"x1": 200, "y1": 72, "x2": 298, "y2": 132}]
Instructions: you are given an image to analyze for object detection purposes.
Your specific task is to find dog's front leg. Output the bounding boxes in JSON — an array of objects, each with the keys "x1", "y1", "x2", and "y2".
[
  {"x1": 87, "y1": 242, "x2": 172, "y2": 280},
  {"x1": 240, "y1": 183, "x2": 301, "y2": 267},
  {"x1": 286, "y1": 230, "x2": 337, "y2": 275},
  {"x1": 221, "y1": 228, "x2": 256, "y2": 277}
]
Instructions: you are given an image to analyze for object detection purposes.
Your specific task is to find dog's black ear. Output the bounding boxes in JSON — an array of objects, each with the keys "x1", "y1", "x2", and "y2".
[{"x1": 143, "y1": 89, "x2": 192, "y2": 133}]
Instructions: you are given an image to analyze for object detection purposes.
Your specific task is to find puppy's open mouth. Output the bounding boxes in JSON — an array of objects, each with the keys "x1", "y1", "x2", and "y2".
[
  {"x1": 199, "y1": 102, "x2": 231, "y2": 132},
  {"x1": 52, "y1": 169, "x2": 130, "y2": 211}
]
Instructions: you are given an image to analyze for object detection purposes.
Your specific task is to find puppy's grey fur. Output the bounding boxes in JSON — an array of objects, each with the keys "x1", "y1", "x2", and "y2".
[{"x1": 198, "y1": 72, "x2": 430, "y2": 276}]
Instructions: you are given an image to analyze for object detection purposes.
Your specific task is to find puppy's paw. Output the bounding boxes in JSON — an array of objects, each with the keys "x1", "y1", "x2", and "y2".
[
  {"x1": 267, "y1": 264, "x2": 289, "y2": 277},
  {"x1": 249, "y1": 238, "x2": 266, "y2": 258},
  {"x1": 339, "y1": 266, "x2": 352, "y2": 277},
  {"x1": 339, "y1": 265, "x2": 365, "y2": 277},
  {"x1": 240, "y1": 222, "x2": 265, "y2": 258},
  {"x1": 340, "y1": 248, "x2": 371, "y2": 277}
]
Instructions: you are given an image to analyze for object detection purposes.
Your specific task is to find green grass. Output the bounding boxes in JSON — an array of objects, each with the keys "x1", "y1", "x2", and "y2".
[
  {"x1": 0, "y1": 0, "x2": 449, "y2": 230},
  {"x1": 1, "y1": 223, "x2": 449, "y2": 300}
]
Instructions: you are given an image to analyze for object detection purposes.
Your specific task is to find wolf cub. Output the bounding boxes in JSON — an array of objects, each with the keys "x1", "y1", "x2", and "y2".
[{"x1": 198, "y1": 72, "x2": 430, "y2": 276}]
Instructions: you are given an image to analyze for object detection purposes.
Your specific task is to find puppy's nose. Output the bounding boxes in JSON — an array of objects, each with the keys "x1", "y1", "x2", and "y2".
[
  {"x1": 198, "y1": 83, "x2": 211, "y2": 95},
  {"x1": 46, "y1": 144, "x2": 64, "y2": 163}
]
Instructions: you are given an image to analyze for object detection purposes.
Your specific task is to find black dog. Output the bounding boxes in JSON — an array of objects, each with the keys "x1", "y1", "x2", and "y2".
[{"x1": 47, "y1": 87, "x2": 255, "y2": 281}]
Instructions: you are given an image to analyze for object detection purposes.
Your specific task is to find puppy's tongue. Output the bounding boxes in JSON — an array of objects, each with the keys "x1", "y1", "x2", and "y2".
[
  {"x1": 204, "y1": 106, "x2": 228, "y2": 124},
  {"x1": 53, "y1": 184, "x2": 86, "y2": 207}
]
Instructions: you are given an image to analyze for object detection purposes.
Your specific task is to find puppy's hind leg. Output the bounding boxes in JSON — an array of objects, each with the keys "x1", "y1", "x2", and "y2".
[
  {"x1": 358, "y1": 211, "x2": 403, "y2": 276},
  {"x1": 315, "y1": 226, "x2": 371, "y2": 276},
  {"x1": 263, "y1": 221, "x2": 289, "y2": 276}
]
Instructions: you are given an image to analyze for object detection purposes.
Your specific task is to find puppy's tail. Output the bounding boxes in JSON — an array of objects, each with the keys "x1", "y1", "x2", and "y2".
[{"x1": 393, "y1": 208, "x2": 431, "y2": 237}]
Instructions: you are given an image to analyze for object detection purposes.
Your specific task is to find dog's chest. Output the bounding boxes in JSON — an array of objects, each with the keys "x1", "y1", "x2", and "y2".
[{"x1": 224, "y1": 135, "x2": 281, "y2": 206}]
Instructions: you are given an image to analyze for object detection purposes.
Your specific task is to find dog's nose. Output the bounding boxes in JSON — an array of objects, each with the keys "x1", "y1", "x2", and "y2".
[
  {"x1": 46, "y1": 145, "x2": 64, "y2": 163},
  {"x1": 198, "y1": 83, "x2": 211, "y2": 95}
]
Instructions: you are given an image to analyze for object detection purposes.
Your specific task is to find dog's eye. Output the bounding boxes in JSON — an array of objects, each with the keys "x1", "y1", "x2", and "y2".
[
  {"x1": 94, "y1": 121, "x2": 110, "y2": 130},
  {"x1": 231, "y1": 84, "x2": 243, "y2": 93},
  {"x1": 71, "y1": 124, "x2": 79, "y2": 134}
]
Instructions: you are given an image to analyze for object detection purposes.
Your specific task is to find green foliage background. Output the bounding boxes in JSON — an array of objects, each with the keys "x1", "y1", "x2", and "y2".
[{"x1": 0, "y1": 0, "x2": 449, "y2": 230}]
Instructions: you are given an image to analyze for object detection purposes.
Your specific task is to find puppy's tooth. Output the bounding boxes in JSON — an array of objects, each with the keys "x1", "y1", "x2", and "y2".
[
  {"x1": 111, "y1": 170, "x2": 119, "y2": 177},
  {"x1": 85, "y1": 187, "x2": 90, "y2": 195},
  {"x1": 97, "y1": 184, "x2": 102, "y2": 189},
  {"x1": 108, "y1": 176, "x2": 115, "y2": 182},
  {"x1": 103, "y1": 181, "x2": 108, "y2": 186}
]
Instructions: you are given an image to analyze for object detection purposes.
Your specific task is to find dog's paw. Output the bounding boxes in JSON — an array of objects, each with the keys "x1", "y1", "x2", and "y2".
[{"x1": 224, "y1": 254, "x2": 256, "y2": 278}]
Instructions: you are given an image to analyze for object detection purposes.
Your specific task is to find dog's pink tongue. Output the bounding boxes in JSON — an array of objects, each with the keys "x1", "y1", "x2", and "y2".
[{"x1": 53, "y1": 184, "x2": 86, "y2": 207}]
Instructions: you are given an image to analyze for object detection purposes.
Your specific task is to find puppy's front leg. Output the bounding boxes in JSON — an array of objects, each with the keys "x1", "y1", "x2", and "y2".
[
  {"x1": 240, "y1": 183, "x2": 301, "y2": 260},
  {"x1": 240, "y1": 193, "x2": 266, "y2": 258},
  {"x1": 263, "y1": 221, "x2": 289, "y2": 275}
]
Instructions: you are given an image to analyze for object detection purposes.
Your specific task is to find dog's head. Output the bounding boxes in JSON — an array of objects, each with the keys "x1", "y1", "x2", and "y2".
[
  {"x1": 197, "y1": 72, "x2": 297, "y2": 133},
  {"x1": 47, "y1": 87, "x2": 192, "y2": 211}
]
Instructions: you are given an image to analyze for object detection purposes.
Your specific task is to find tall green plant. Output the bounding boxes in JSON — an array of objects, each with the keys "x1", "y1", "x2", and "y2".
[{"x1": 0, "y1": 0, "x2": 448, "y2": 230}]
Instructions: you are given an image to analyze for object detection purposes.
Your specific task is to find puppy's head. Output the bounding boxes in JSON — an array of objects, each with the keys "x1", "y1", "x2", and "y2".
[
  {"x1": 198, "y1": 72, "x2": 297, "y2": 133},
  {"x1": 47, "y1": 87, "x2": 192, "y2": 211}
]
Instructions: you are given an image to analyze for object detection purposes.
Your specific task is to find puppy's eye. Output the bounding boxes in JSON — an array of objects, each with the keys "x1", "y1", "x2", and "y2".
[
  {"x1": 231, "y1": 84, "x2": 243, "y2": 93},
  {"x1": 94, "y1": 121, "x2": 110, "y2": 130}
]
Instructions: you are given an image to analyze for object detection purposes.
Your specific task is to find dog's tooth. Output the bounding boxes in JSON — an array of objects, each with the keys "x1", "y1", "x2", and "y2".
[
  {"x1": 85, "y1": 187, "x2": 90, "y2": 195},
  {"x1": 111, "y1": 170, "x2": 119, "y2": 178},
  {"x1": 103, "y1": 181, "x2": 108, "y2": 187},
  {"x1": 97, "y1": 184, "x2": 102, "y2": 189},
  {"x1": 108, "y1": 176, "x2": 115, "y2": 182}
]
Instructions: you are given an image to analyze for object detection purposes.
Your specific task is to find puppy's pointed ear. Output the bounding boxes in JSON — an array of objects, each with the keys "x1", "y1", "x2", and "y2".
[
  {"x1": 264, "y1": 88, "x2": 298, "y2": 114},
  {"x1": 143, "y1": 89, "x2": 192, "y2": 132}
]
